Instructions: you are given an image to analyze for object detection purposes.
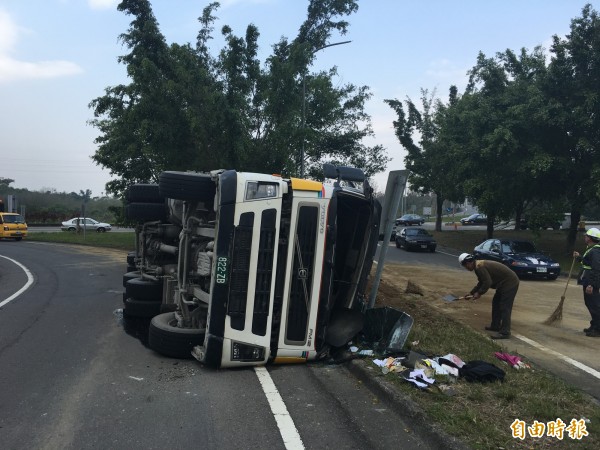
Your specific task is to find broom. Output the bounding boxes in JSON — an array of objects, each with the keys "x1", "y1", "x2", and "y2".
[{"x1": 544, "y1": 257, "x2": 576, "y2": 325}]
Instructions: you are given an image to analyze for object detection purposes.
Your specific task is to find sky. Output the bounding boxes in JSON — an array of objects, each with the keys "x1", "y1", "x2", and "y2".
[{"x1": 1, "y1": 0, "x2": 599, "y2": 197}]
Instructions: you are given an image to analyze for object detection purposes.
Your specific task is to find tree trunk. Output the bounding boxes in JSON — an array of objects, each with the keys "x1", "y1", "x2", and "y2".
[
  {"x1": 486, "y1": 215, "x2": 495, "y2": 239},
  {"x1": 566, "y1": 210, "x2": 582, "y2": 254},
  {"x1": 435, "y1": 193, "x2": 444, "y2": 232}
]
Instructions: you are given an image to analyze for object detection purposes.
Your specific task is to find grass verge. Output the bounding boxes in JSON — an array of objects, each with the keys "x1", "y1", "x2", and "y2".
[
  {"x1": 375, "y1": 279, "x2": 600, "y2": 449},
  {"x1": 25, "y1": 231, "x2": 135, "y2": 251}
]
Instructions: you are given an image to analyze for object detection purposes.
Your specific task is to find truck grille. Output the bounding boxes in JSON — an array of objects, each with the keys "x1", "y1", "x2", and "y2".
[
  {"x1": 252, "y1": 209, "x2": 276, "y2": 336},
  {"x1": 286, "y1": 205, "x2": 318, "y2": 342},
  {"x1": 228, "y1": 212, "x2": 253, "y2": 330}
]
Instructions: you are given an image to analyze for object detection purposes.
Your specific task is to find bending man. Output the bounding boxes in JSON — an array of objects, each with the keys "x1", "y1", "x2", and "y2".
[{"x1": 459, "y1": 253, "x2": 520, "y2": 339}]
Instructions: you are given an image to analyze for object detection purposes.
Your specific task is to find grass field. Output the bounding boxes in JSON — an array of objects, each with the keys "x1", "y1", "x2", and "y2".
[{"x1": 25, "y1": 231, "x2": 135, "y2": 251}]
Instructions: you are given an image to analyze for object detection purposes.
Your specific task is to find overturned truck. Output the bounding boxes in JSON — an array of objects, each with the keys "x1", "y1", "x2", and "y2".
[{"x1": 123, "y1": 164, "x2": 381, "y2": 368}]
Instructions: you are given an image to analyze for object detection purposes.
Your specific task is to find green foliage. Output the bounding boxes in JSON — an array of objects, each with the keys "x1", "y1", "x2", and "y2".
[
  {"x1": 387, "y1": 4, "x2": 600, "y2": 246},
  {"x1": 385, "y1": 87, "x2": 464, "y2": 232},
  {"x1": 89, "y1": 0, "x2": 388, "y2": 197},
  {"x1": 0, "y1": 186, "x2": 120, "y2": 224},
  {"x1": 0, "y1": 177, "x2": 15, "y2": 188}
]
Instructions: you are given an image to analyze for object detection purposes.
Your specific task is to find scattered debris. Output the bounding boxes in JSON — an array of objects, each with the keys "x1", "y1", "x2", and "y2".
[{"x1": 494, "y1": 352, "x2": 530, "y2": 369}]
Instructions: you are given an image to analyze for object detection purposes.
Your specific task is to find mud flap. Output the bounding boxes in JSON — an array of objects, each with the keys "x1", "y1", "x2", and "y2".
[
  {"x1": 325, "y1": 309, "x2": 365, "y2": 347},
  {"x1": 361, "y1": 307, "x2": 413, "y2": 355}
]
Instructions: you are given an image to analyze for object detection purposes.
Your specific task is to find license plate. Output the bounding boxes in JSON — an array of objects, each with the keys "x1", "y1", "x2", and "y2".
[
  {"x1": 216, "y1": 256, "x2": 229, "y2": 284},
  {"x1": 421, "y1": 245, "x2": 427, "y2": 249},
  {"x1": 537, "y1": 267, "x2": 547, "y2": 273}
]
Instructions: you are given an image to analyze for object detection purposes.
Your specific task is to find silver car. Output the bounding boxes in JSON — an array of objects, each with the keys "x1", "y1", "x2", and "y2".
[{"x1": 61, "y1": 217, "x2": 112, "y2": 232}]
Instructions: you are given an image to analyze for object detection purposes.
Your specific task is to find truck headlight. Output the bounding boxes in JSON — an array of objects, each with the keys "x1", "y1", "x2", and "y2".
[{"x1": 231, "y1": 341, "x2": 265, "y2": 361}]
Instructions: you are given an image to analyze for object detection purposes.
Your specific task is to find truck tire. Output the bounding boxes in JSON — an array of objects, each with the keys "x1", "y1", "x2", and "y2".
[
  {"x1": 148, "y1": 312, "x2": 206, "y2": 359},
  {"x1": 126, "y1": 184, "x2": 163, "y2": 203},
  {"x1": 123, "y1": 297, "x2": 162, "y2": 318},
  {"x1": 125, "y1": 277, "x2": 163, "y2": 302},
  {"x1": 123, "y1": 270, "x2": 141, "y2": 287},
  {"x1": 125, "y1": 202, "x2": 168, "y2": 222},
  {"x1": 127, "y1": 251, "x2": 136, "y2": 266},
  {"x1": 159, "y1": 171, "x2": 216, "y2": 202}
]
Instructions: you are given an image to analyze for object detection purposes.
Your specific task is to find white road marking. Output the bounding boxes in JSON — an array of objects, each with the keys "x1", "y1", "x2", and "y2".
[
  {"x1": 0, "y1": 255, "x2": 35, "y2": 307},
  {"x1": 514, "y1": 334, "x2": 600, "y2": 380},
  {"x1": 254, "y1": 366, "x2": 305, "y2": 450}
]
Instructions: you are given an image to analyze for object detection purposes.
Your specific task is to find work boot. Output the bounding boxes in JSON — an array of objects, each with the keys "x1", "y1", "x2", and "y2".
[
  {"x1": 585, "y1": 329, "x2": 600, "y2": 337},
  {"x1": 485, "y1": 326, "x2": 500, "y2": 332},
  {"x1": 583, "y1": 327, "x2": 592, "y2": 333}
]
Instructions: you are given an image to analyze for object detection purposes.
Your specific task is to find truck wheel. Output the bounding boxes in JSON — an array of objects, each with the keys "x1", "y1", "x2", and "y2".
[
  {"x1": 123, "y1": 297, "x2": 162, "y2": 319},
  {"x1": 125, "y1": 277, "x2": 163, "y2": 301},
  {"x1": 148, "y1": 312, "x2": 206, "y2": 359},
  {"x1": 159, "y1": 171, "x2": 216, "y2": 202},
  {"x1": 123, "y1": 271, "x2": 141, "y2": 287},
  {"x1": 125, "y1": 202, "x2": 168, "y2": 222},
  {"x1": 126, "y1": 184, "x2": 163, "y2": 203},
  {"x1": 127, "y1": 251, "x2": 136, "y2": 266}
]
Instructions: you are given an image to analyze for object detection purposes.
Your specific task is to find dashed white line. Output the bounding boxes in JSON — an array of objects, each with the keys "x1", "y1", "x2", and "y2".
[
  {"x1": 254, "y1": 366, "x2": 305, "y2": 449},
  {"x1": 514, "y1": 334, "x2": 600, "y2": 380},
  {"x1": 0, "y1": 255, "x2": 35, "y2": 307}
]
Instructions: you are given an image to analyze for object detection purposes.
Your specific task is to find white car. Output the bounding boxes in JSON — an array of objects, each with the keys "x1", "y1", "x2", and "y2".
[{"x1": 61, "y1": 217, "x2": 112, "y2": 232}]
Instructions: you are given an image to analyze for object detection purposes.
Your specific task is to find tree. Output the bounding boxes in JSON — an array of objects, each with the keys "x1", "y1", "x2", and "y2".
[
  {"x1": 436, "y1": 46, "x2": 562, "y2": 237},
  {"x1": 89, "y1": 0, "x2": 388, "y2": 197},
  {"x1": 385, "y1": 87, "x2": 463, "y2": 231},
  {"x1": 543, "y1": 4, "x2": 600, "y2": 249},
  {"x1": 0, "y1": 177, "x2": 14, "y2": 187}
]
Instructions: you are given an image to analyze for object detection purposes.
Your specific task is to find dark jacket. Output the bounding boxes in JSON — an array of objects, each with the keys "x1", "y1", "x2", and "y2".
[
  {"x1": 470, "y1": 260, "x2": 520, "y2": 296},
  {"x1": 580, "y1": 244, "x2": 600, "y2": 289}
]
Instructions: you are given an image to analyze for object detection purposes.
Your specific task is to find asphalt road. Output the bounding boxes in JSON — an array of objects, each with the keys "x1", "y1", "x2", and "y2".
[{"x1": 0, "y1": 241, "x2": 444, "y2": 450}]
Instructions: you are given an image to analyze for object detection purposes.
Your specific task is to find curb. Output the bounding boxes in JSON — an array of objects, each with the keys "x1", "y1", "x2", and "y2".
[{"x1": 345, "y1": 358, "x2": 471, "y2": 450}]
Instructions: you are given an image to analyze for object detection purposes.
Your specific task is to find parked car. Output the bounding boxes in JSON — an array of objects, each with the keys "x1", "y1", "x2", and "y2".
[
  {"x1": 0, "y1": 212, "x2": 28, "y2": 241},
  {"x1": 395, "y1": 227, "x2": 437, "y2": 252},
  {"x1": 395, "y1": 214, "x2": 425, "y2": 226},
  {"x1": 61, "y1": 218, "x2": 112, "y2": 232},
  {"x1": 460, "y1": 213, "x2": 487, "y2": 225},
  {"x1": 473, "y1": 239, "x2": 560, "y2": 280}
]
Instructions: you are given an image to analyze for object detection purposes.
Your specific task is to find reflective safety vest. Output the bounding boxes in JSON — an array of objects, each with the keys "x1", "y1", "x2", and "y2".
[{"x1": 581, "y1": 244, "x2": 600, "y2": 269}]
